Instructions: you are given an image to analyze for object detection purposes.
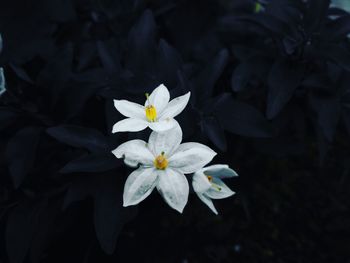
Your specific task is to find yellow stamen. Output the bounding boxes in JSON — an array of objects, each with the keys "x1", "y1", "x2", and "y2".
[
  {"x1": 154, "y1": 152, "x2": 168, "y2": 170},
  {"x1": 145, "y1": 93, "x2": 157, "y2": 122},
  {"x1": 206, "y1": 175, "x2": 222, "y2": 191},
  {"x1": 145, "y1": 105, "x2": 157, "y2": 122}
]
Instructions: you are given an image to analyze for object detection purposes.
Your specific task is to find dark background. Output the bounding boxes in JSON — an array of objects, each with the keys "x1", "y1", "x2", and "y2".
[{"x1": 1, "y1": 0, "x2": 350, "y2": 262}]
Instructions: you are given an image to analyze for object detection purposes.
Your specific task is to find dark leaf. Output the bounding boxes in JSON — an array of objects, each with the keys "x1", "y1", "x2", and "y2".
[
  {"x1": 55, "y1": 81, "x2": 103, "y2": 120},
  {"x1": 267, "y1": 59, "x2": 304, "y2": 119},
  {"x1": 309, "y1": 94, "x2": 340, "y2": 142},
  {"x1": 36, "y1": 44, "x2": 73, "y2": 106},
  {"x1": 321, "y1": 44, "x2": 350, "y2": 71},
  {"x1": 96, "y1": 40, "x2": 122, "y2": 74},
  {"x1": 6, "y1": 126, "x2": 41, "y2": 188},
  {"x1": 231, "y1": 56, "x2": 271, "y2": 92},
  {"x1": 128, "y1": 9, "x2": 156, "y2": 52},
  {"x1": 231, "y1": 45, "x2": 263, "y2": 61},
  {"x1": 0, "y1": 109, "x2": 17, "y2": 130},
  {"x1": 76, "y1": 41, "x2": 97, "y2": 71},
  {"x1": 42, "y1": 0, "x2": 76, "y2": 22},
  {"x1": 6, "y1": 199, "x2": 47, "y2": 263},
  {"x1": 201, "y1": 117, "x2": 227, "y2": 151},
  {"x1": 237, "y1": 14, "x2": 290, "y2": 35},
  {"x1": 214, "y1": 93, "x2": 273, "y2": 137},
  {"x1": 29, "y1": 201, "x2": 58, "y2": 263},
  {"x1": 195, "y1": 49, "x2": 229, "y2": 98},
  {"x1": 9, "y1": 63, "x2": 33, "y2": 83},
  {"x1": 63, "y1": 177, "x2": 97, "y2": 209},
  {"x1": 126, "y1": 9, "x2": 157, "y2": 70},
  {"x1": 46, "y1": 125, "x2": 108, "y2": 153},
  {"x1": 94, "y1": 176, "x2": 137, "y2": 254},
  {"x1": 156, "y1": 39, "x2": 183, "y2": 86},
  {"x1": 60, "y1": 153, "x2": 120, "y2": 173},
  {"x1": 265, "y1": 1, "x2": 302, "y2": 25},
  {"x1": 343, "y1": 105, "x2": 350, "y2": 135},
  {"x1": 305, "y1": 0, "x2": 330, "y2": 32}
]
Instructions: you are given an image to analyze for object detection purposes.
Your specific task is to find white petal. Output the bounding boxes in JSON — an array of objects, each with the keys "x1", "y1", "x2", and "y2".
[
  {"x1": 156, "y1": 168, "x2": 189, "y2": 213},
  {"x1": 169, "y1": 142, "x2": 216, "y2": 174},
  {"x1": 112, "y1": 118, "x2": 149, "y2": 133},
  {"x1": 123, "y1": 167, "x2": 158, "y2": 206},
  {"x1": 148, "y1": 118, "x2": 177, "y2": 132},
  {"x1": 203, "y1": 164, "x2": 238, "y2": 179},
  {"x1": 197, "y1": 193, "x2": 218, "y2": 215},
  {"x1": 114, "y1": 99, "x2": 145, "y2": 119},
  {"x1": 205, "y1": 178, "x2": 235, "y2": 199},
  {"x1": 148, "y1": 122, "x2": 182, "y2": 156},
  {"x1": 192, "y1": 171, "x2": 211, "y2": 193},
  {"x1": 160, "y1": 91, "x2": 190, "y2": 119},
  {"x1": 145, "y1": 84, "x2": 170, "y2": 113},
  {"x1": 111, "y1": 139, "x2": 154, "y2": 166}
]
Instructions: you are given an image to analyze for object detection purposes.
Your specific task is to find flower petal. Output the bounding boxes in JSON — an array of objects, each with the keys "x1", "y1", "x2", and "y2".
[
  {"x1": 148, "y1": 122, "x2": 182, "y2": 156},
  {"x1": 169, "y1": 142, "x2": 216, "y2": 174},
  {"x1": 114, "y1": 99, "x2": 145, "y2": 119},
  {"x1": 156, "y1": 168, "x2": 189, "y2": 213},
  {"x1": 192, "y1": 171, "x2": 211, "y2": 193},
  {"x1": 205, "y1": 178, "x2": 235, "y2": 199},
  {"x1": 203, "y1": 164, "x2": 238, "y2": 179},
  {"x1": 123, "y1": 167, "x2": 158, "y2": 206},
  {"x1": 148, "y1": 118, "x2": 177, "y2": 132},
  {"x1": 112, "y1": 118, "x2": 149, "y2": 133},
  {"x1": 112, "y1": 139, "x2": 154, "y2": 166},
  {"x1": 146, "y1": 84, "x2": 170, "y2": 113},
  {"x1": 160, "y1": 91, "x2": 190, "y2": 119},
  {"x1": 197, "y1": 193, "x2": 218, "y2": 215}
]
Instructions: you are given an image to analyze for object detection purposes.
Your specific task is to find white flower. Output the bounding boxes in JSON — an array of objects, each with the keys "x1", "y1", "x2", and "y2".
[
  {"x1": 111, "y1": 124, "x2": 216, "y2": 213},
  {"x1": 192, "y1": 164, "x2": 238, "y2": 215},
  {"x1": 112, "y1": 84, "x2": 190, "y2": 133}
]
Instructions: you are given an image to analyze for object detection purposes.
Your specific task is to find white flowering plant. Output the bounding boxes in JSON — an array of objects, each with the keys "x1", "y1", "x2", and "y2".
[{"x1": 112, "y1": 84, "x2": 238, "y2": 214}]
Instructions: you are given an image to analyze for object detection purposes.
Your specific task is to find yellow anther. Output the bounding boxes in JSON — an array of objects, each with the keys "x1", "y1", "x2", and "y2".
[
  {"x1": 145, "y1": 93, "x2": 157, "y2": 122},
  {"x1": 206, "y1": 175, "x2": 221, "y2": 191},
  {"x1": 154, "y1": 152, "x2": 168, "y2": 170},
  {"x1": 145, "y1": 105, "x2": 157, "y2": 122}
]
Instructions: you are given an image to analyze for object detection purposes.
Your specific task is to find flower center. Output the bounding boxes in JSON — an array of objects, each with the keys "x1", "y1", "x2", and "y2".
[
  {"x1": 206, "y1": 175, "x2": 222, "y2": 191},
  {"x1": 145, "y1": 93, "x2": 157, "y2": 122},
  {"x1": 145, "y1": 105, "x2": 157, "y2": 122},
  {"x1": 154, "y1": 152, "x2": 168, "y2": 170}
]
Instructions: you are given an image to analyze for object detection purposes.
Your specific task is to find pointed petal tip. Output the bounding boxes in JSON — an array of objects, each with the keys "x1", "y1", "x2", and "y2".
[
  {"x1": 113, "y1": 99, "x2": 122, "y2": 110},
  {"x1": 123, "y1": 196, "x2": 136, "y2": 207},
  {"x1": 111, "y1": 126, "x2": 120, "y2": 133},
  {"x1": 173, "y1": 205, "x2": 185, "y2": 213},
  {"x1": 123, "y1": 199, "x2": 131, "y2": 207},
  {"x1": 111, "y1": 150, "x2": 121, "y2": 159},
  {"x1": 112, "y1": 118, "x2": 149, "y2": 133},
  {"x1": 123, "y1": 201, "x2": 137, "y2": 207}
]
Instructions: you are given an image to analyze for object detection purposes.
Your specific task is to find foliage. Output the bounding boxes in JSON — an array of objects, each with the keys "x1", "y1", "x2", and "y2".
[{"x1": 0, "y1": 0, "x2": 349, "y2": 262}]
